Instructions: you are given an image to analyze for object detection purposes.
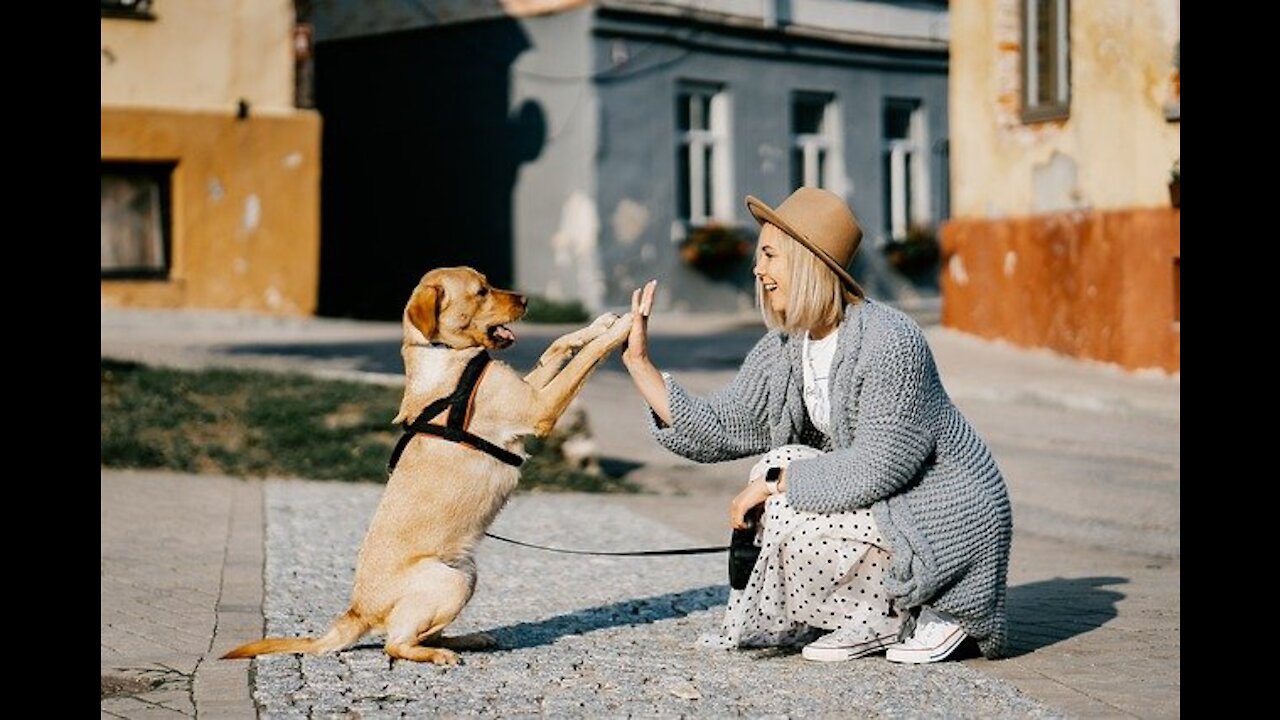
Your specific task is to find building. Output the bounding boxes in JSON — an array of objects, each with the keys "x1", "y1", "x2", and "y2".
[
  {"x1": 101, "y1": 0, "x2": 322, "y2": 315},
  {"x1": 942, "y1": 0, "x2": 1180, "y2": 372},
  {"x1": 309, "y1": 0, "x2": 952, "y2": 318}
]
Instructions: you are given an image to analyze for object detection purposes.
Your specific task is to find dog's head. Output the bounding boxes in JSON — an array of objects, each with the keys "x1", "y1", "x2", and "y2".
[{"x1": 403, "y1": 267, "x2": 528, "y2": 350}]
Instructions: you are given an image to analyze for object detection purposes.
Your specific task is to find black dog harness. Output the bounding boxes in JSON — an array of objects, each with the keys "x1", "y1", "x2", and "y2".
[{"x1": 387, "y1": 350, "x2": 524, "y2": 472}]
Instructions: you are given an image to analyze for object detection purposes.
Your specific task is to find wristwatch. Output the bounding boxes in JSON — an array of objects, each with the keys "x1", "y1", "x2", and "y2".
[{"x1": 764, "y1": 466, "x2": 782, "y2": 495}]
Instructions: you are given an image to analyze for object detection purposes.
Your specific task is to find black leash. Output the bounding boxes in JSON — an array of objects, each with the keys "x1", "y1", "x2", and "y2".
[{"x1": 484, "y1": 532, "x2": 728, "y2": 556}]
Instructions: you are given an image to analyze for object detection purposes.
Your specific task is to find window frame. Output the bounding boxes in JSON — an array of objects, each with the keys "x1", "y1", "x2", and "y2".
[
  {"x1": 883, "y1": 98, "x2": 930, "y2": 241},
  {"x1": 101, "y1": 161, "x2": 175, "y2": 281},
  {"x1": 675, "y1": 81, "x2": 733, "y2": 228},
  {"x1": 790, "y1": 91, "x2": 839, "y2": 192},
  {"x1": 101, "y1": 0, "x2": 156, "y2": 21},
  {"x1": 1021, "y1": 0, "x2": 1071, "y2": 123}
]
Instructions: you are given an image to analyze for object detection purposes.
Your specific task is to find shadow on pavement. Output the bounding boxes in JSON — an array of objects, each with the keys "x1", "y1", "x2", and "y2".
[
  {"x1": 1002, "y1": 575, "x2": 1126, "y2": 658},
  {"x1": 477, "y1": 585, "x2": 728, "y2": 650}
]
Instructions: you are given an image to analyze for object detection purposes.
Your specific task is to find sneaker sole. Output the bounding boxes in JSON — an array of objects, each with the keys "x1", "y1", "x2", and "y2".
[
  {"x1": 885, "y1": 628, "x2": 967, "y2": 664},
  {"x1": 801, "y1": 634, "x2": 897, "y2": 662}
]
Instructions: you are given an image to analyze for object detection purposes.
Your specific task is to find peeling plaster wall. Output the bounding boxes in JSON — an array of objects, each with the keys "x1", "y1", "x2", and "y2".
[
  {"x1": 950, "y1": 0, "x2": 1180, "y2": 218},
  {"x1": 101, "y1": 0, "x2": 295, "y2": 113},
  {"x1": 508, "y1": 8, "x2": 606, "y2": 310},
  {"x1": 941, "y1": 208, "x2": 1179, "y2": 372},
  {"x1": 101, "y1": 108, "x2": 322, "y2": 315},
  {"x1": 944, "y1": 0, "x2": 1180, "y2": 371}
]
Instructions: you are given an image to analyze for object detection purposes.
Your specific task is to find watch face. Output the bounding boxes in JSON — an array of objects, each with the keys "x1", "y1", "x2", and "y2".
[{"x1": 766, "y1": 466, "x2": 782, "y2": 482}]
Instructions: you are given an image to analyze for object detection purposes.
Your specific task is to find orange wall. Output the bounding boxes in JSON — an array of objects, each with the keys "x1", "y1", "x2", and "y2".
[
  {"x1": 941, "y1": 208, "x2": 1180, "y2": 373},
  {"x1": 101, "y1": 107, "x2": 321, "y2": 314}
]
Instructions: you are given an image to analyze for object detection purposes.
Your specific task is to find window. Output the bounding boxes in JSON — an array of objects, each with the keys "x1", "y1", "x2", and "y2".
[
  {"x1": 101, "y1": 162, "x2": 173, "y2": 279},
  {"x1": 791, "y1": 92, "x2": 837, "y2": 191},
  {"x1": 101, "y1": 0, "x2": 156, "y2": 21},
  {"x1": 676, "y1": 83, "x2": 732, "y2": 226},
  {"x1": 1022, "y1": 0, "x2": 1070, "y2": 122},
  {"x1": 882, "y1": 99, "x2": 929, "y2": 240}
]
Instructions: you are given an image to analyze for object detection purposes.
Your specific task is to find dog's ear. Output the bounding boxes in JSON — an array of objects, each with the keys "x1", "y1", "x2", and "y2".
[{"x1": 407, "y1": 284, "x2": 440, "y2": 341}]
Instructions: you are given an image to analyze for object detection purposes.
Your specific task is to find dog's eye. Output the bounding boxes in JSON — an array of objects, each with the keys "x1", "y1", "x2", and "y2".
[{"x1": 477, "y1": 287, "x2": 489, "y2": 297}]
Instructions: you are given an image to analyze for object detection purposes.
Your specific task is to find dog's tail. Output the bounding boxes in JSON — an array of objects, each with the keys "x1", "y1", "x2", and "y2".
[{"x1": 221, "y1": 609, "x2": 369, "y2": 659}]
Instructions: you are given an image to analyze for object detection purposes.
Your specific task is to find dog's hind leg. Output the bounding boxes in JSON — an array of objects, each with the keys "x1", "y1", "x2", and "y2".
[{"x1": 382, "y1": 560, "x2": 475, "y2": 665}]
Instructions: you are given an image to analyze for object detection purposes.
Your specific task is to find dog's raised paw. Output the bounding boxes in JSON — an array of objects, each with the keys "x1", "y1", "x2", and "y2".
[{"x1": 589, "y1": 312, "x2": 622, "y2": 331}]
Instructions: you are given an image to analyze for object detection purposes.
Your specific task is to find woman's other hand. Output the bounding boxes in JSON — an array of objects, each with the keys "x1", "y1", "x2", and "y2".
[{"x1": 729, "y1": 479, "x2": 771, "y2": 530}]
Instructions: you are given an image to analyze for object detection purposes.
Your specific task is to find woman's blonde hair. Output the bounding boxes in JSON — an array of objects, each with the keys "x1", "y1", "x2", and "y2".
[{"x1": 756, "y1": 223, "x2": 857, "y2": 334}]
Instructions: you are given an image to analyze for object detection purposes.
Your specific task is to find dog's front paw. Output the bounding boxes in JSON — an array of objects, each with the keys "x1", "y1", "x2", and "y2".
[
  {"x1": 588, "y1": 312, "x2": 622, "y2": 332},
  {"x1": 600, "y1": 312, "x2": 634, "y2": 345}
]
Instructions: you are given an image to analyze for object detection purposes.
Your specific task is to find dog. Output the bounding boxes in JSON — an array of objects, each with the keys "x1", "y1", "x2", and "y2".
[{"x1": 223, "y1": 266, "x2": 633, "y2": 665}]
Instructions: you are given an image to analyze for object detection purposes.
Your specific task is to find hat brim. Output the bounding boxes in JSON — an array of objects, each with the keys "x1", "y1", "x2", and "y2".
[{"x1": 746, "y1": 195, "x2": 865, "y2": 299}]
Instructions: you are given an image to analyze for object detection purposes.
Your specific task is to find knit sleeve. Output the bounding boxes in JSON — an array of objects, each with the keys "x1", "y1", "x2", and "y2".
[
  {"x1": 784, "y1": 321, "x2": 937, "y2": 512},
  {"x1": 645, "y1": 334, "x2": 777, "y2": 463}
]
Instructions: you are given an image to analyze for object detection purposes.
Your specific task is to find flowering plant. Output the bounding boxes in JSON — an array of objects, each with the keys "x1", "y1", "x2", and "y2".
[{"x1": 679, "y1": 224, "x2": 753, "y2": 277}]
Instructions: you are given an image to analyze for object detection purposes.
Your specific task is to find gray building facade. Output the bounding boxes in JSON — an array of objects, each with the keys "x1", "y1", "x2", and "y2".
[{"x1": 311, "y1": 0, "x2": 950, "y2": 318}]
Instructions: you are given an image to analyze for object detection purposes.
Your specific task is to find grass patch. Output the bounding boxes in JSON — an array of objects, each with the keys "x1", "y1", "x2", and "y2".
[{"x1": 101, "y1": 359, "x2": 637, "y2": 492}]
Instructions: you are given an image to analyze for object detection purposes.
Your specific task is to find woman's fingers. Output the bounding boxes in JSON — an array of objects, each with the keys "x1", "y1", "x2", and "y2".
[{"x1": 641, "y1": 280, "x2": 657, "y2": 317}]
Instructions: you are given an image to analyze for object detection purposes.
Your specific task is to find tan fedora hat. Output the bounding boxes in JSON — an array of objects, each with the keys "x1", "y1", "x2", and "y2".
[{"x1": 745, "y1": 187, "x2": 865, "y2": 298}]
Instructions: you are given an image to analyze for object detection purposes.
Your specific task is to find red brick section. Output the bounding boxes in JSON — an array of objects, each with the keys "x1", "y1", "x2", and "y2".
[{"x1": 940, "y1": 208, "x2": 1180, "y2": 373}]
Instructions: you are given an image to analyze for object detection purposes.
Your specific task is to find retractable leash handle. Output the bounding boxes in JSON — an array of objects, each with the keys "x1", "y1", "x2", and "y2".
[{"x1": 728, "y1": 505, "x2": 764, "y2": 590}]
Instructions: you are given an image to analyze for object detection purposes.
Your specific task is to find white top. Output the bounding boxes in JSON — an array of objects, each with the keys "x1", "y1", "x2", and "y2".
[{"x1": 802, "y1": 327, "x2": 840, "y2": 436}]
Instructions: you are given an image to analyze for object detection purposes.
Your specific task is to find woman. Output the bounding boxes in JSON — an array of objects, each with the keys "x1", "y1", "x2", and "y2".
[{"x1": 622, "y1": 187, "x2": 1012, "y2": 663}]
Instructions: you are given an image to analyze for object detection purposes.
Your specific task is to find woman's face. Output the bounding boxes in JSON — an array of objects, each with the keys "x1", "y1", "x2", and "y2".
[{"x1": 754, "y1": 227, "x2": 790, "y2": 316}]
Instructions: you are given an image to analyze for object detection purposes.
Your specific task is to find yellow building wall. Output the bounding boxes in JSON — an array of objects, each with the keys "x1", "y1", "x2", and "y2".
[
  {"x1": 949, "y1": 0, "x2": 1180, "y2": 218},
  {"x1": 101, "y1": 107, "x2": 322, "y2": 315},
  {"x1": 102, "y1": 0, "x2": 320, "y2": 315},
  {"x1": 101, "y1": 0, "x2": 295, "y2": 113}
]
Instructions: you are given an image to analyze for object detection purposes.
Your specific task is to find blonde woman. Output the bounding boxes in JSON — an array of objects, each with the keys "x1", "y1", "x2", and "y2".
[{"x1": 622, "y1": 187, "x2": 1012, "y2": 663}]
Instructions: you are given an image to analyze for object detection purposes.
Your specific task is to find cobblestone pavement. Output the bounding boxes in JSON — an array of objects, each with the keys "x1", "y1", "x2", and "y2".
[{"x1": 250, "y1": 481, "x2": 1060, "y2": 718}]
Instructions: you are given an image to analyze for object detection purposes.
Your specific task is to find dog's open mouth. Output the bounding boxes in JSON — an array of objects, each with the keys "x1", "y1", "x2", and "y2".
[{"x1": 488, "y1": 324, "x2": 517, "y2": 348}]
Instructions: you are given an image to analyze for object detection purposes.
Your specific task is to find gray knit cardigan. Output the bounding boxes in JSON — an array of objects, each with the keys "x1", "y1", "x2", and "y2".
[{"x1": 648, "y1": 299, "x2": 1012, "y2": 657}]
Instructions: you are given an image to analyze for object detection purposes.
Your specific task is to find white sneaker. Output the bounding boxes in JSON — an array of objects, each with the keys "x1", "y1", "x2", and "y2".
[
  {"x1": 801, "y1": 627, "x2": 898, "y2": 662},
  {"x1": 885, "y1": 607, "x2": 967, "y2": 664}
]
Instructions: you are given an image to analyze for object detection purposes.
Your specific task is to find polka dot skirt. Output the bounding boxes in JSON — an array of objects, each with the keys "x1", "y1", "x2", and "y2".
[{"x1": 699, "y1": 445, "x2": 904, "y2": 649}]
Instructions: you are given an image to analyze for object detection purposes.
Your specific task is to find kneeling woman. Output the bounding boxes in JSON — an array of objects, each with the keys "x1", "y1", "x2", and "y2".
[{"x1": 621, "y1": 188, "x2": 1012, "y2": 663}]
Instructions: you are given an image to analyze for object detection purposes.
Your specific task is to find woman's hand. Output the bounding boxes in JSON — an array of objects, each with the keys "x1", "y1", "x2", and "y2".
[
  {"x1": 729, "y1": 479, "x2": 771, "y2": 530},
  {"x1": 620, "y1": 281, "x2": 672, "y2": 425},
  {"x1": 623, "y1": 280, "x2": 657, "y2": 368}
]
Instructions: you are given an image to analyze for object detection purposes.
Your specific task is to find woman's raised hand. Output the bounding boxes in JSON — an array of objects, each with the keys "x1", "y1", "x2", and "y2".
[
  {"x1": 621, "y1": 280, "x2": 672, "y2": 426},
  {"x1": 623, "y1": 280, "x2": 657, "y2": 367}
]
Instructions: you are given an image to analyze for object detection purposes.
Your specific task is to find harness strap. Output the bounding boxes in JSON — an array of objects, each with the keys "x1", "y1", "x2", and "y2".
[{"x1": 388, "y1": 351, "x2": 524, "y2": 472}]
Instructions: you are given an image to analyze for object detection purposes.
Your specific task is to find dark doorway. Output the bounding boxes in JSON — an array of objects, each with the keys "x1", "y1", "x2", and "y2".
[{"x1": 315, "y1": 18, "x2": 544, "y2": 319}]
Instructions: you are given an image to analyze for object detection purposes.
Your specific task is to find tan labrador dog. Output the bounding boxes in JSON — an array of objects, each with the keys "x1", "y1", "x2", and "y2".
[{"x1": 223, "y1": 266, "x2": 633, "y2": 665}]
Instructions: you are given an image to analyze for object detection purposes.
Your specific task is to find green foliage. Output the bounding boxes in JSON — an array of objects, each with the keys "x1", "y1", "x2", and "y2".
[{"x1": 523, "y1": 295, "x2": 591, "y2": 324}]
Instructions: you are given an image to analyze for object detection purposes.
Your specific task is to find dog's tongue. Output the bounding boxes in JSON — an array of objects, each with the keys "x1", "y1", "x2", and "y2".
[{"x1": 495, "y1": 325, "x2": 516, "y2": 344}]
